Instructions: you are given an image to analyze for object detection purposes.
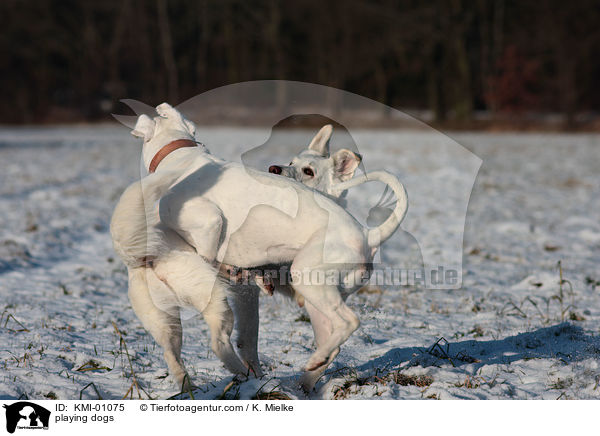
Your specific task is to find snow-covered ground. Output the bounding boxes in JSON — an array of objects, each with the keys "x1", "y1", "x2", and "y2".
[{"x1": 0, "y1": 125, "x2": 599, "y2": 400}]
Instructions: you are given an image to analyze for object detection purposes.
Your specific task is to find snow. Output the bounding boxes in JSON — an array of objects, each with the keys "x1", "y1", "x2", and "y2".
[{"x1": 0, "y1": 125, "x2": 599, "y2": 400}]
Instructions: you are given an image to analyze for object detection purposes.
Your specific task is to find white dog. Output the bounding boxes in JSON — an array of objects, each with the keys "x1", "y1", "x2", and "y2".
[
  {"x1": 267, "y1": 124, "x2": 358, "y2": 208},
  {"x1": 227, "y1": 124, "x2": 363, "y2": 377},
  {"x1": 233, "y1": 124, "x2": 406, "y2": 378},
  {"x1": 110, "y1": 103, "x2": 408, "y2": 392}
]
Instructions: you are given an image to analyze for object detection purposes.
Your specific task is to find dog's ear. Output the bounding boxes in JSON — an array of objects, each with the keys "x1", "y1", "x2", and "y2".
[
  {"x1": 332, "y1": 148, "x2": 361, "y2": 181},
  {"x1": 308, "y1": 124, "x2": 332, "y2": 156},
  {"x1": 131, "y1": 114, "x2": 156, "y2": 142}
]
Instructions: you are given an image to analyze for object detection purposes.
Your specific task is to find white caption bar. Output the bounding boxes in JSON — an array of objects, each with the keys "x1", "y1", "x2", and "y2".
[{"x1": 0, "y1": 400, "x2": 595, "y2": 435}]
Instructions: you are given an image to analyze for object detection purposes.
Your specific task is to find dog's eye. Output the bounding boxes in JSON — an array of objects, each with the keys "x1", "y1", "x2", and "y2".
[{"x1": 303, "y1": 167, "x2": 314, "y2": 177}]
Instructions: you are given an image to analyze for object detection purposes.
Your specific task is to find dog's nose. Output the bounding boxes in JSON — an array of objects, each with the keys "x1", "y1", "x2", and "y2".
[{"x1": 269, "y1": 165, "x2": 282, "y2": 175}]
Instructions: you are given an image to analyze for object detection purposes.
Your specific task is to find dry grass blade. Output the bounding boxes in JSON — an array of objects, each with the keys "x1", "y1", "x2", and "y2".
[
  {"x1": 252, "y1": 380, "x2": 291, "y2": 400},
  {"x1": 9, "y1": 351, "x2": 34, "y2": 368},
  {"x1": 454, "y1": 374, "x2": 493, "y2": 389},
  {"x1": 1, "y1": 311, "x2": 29, "y2": 332},
  {"x1": 331, "y1": 368, "x2": 435, "y2": 399},
  {"x1": 80, "y1": 382, "x2": 103, "y2": 400},
  {"x1": 455, "y1": 350, "x2": 481, "y2": 364},
  {"x1": 112, "y1": 321, "x2": 147, "y2": 400},
  {"x1": 427, "y1": 337, "x2": 456, "y2": 367},
  {"x1": 392, "y1": 372, "x2": 434, "y2": 387},
  {"x1": 75, "y1": 359, "x2": 112, "y2": 372},
  {"x1": 217, "y1": 380, "x2": 238, "y2": 400},
  {"x1": 253, "y1": 391, "x2": 292, "y2": 400},
  {"x1": 501, "y1": 301, "x2": 528, "y2": 318},
  {"x1": 185, "y1": 375, "x2": 196, "y2": 400}
]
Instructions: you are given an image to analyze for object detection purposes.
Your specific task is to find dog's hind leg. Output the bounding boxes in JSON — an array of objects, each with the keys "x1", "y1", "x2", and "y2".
[
  {"x1": 289, "y1": 230, "x2": 367, "y2": 381},
  {"x1": 293, "y1": 281, "x2": 359, "y2": 371},
  {"x1": 201, "y1": 287, "x2": 250, "y2": 376},
  {"x1": 229, "y1": 285, "x2": 263, "y2": 377},
  {"x1": 298, "y1": 301, "x2": 341, "y2": 392},
  {"x1": 127, "y1": 267, "x2": 190, "y2": 389},
  {"x1": 153, "y1": 251, "x2": 249, "y2": 376},
  {"x1": 305, "y1": 300, "x2": 333, "y2": 346},
  {"x1": 290, "y1": 258, "x2": 360, "y2": 377}
]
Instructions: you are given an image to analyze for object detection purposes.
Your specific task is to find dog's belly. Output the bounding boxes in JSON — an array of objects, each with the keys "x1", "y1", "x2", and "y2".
[
  {"x1": 219, "y1": 243, "x2": 300, "y2": 267},
  {"x1": 164, "y1": 162, "x2": 366, "y2": 267},
  {"x1": 216, "y1": 203, "x2": 312, "y2": 267}
]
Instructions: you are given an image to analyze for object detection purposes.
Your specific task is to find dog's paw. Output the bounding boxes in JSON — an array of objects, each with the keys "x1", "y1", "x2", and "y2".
[
  {"x1": 248, "y1": 365, "x2": 264, "y2": 378},
  {"x1": 298, "y1": 372, "x2": 318, "y2": 394},
  {"x1": 305, "y1": 355, "x2": 328, "y2": 372}
]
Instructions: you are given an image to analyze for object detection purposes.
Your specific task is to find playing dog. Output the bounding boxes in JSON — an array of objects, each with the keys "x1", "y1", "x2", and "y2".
[
  {"x1": 233, "y1": 124, "x2": 406, "y2": 379},
  {"x1": 110, "y1": 103, "x2": 408, "y2": 392}
]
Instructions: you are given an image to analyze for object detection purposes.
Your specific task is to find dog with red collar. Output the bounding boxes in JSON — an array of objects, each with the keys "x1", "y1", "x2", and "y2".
[{"x1": 110, "y1": 103, "x2": 408, "y2": 392}]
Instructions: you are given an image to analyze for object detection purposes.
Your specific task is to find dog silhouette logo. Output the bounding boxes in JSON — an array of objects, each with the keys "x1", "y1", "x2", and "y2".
[{"x1": 2, "y1": 402, "x2": 50, "y2": 433}]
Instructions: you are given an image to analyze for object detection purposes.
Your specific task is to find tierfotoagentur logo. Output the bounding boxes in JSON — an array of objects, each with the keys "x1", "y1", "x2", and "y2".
[
  {"x1": 113, "y1": 81, "x2": 481, "y2": 307},
  {"x1": 2, "y1": 402, "x2": 50, "y2": 434}
]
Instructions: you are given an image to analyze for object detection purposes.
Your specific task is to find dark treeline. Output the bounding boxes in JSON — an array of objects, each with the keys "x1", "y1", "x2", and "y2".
[{"x1": 2, "y1": 0, "x2": 600, "y2": 126}]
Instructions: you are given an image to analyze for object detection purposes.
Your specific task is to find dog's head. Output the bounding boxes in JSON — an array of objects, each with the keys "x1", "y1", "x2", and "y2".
[
  {"x1": 268, "y1": 125, "x2": 362, "y2": 202},
  {"x1": 131, "y1": 103, "x2": 199, "y2": 171}
]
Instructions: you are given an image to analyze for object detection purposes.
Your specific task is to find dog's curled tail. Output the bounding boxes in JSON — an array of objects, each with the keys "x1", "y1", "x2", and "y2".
[
  {"x1": 110, "y1": 171, "x2": 182, "y2": 268},
  {"x1": 333, "y1": 170, "x2": 408, "y2": 249}
]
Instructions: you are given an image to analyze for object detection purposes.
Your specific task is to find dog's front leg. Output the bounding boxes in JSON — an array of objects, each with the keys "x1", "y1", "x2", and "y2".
[
  {"x1": 159, "y1": 194, "x2": 224, "y2": 261},
  {"x1": 229, "y1": 284, "x2": 263, "y2": 377}
]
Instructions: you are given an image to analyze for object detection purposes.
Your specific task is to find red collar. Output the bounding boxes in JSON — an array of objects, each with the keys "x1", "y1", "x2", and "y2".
[{"x1": 148, "y1": 139, "x2": 197, "y2": 173}]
